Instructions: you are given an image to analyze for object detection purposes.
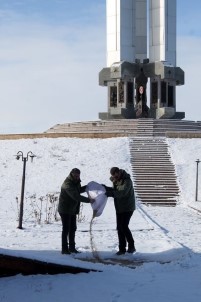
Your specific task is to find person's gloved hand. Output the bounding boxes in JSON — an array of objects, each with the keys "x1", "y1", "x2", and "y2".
[
  {"x1": 89, "y1": 196, "x2": 95, "y2": 204},
  {"x1": 105, "y1": 188, "x2": 114, "y2": 197},
  {"x1": 102, "y1": 184, "x2": 113, "y2": 190}
]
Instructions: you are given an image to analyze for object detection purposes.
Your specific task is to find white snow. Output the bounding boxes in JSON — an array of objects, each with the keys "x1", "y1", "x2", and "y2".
[{"x1": 0, "y1": 137, "x2": 201, "y2": 302}]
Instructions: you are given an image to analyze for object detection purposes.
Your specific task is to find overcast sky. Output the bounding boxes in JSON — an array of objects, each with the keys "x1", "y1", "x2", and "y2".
[{"x1": 0, "y1": 0, "x2": 201, "y2": 133}]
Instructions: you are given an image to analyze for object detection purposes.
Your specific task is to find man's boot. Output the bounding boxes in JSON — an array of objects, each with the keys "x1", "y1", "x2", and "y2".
[
  {"x1": 69, "y1": 232, "x2": 81, "y2": 254},
  {"x1": 61, "y1": 249, "x2": 71, "y2": 255},
  {"x1": 127, "y1": 244, "x2": 136, "y2": 254},
  {"x1": 61, "y1": 231, "x2": 70, "y2": 254}
]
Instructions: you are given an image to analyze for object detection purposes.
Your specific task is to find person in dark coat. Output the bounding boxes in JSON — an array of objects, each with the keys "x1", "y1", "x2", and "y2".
[
  {"x1": 58, "y1": 168, "x2": 90, "y2": 254},
  {"x1": 104, "y1": 167, "x2": 136, "y2": 255}
]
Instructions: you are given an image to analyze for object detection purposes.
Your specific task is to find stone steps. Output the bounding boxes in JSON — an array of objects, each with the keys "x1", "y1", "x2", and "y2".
[
  {"x1": 45, "y1": 118, "x2": 201, "y2": 137},
  {"x1": 137, "y1": 189, "x2": 179, "y2": 193},
  {"x1": 129, "y1": 137, "x2": 180, "y2": 206},
  {"x1": 140, "y1": 200, "x2": 177, "y2": 206}
]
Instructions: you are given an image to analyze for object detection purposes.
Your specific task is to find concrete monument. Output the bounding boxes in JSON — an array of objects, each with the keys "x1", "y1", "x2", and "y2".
[{"x1": 99, "y1": 0, "x2": 185, "y2": 119}]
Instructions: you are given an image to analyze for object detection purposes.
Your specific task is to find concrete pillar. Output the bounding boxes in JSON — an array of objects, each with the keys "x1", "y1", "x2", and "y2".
[
  {"x1": 106, "y1": 0, "x2": 147, "y2": 67},
  {"x1": 149, "y1": 0, "x2": 176, "y2": 66},
  {"x1": 157, "y1": 76, "x2": 161, "y2": 109}
]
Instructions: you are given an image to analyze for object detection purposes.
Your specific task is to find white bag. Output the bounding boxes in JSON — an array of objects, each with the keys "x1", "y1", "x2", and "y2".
[{"x1": 86, "y1": 181, "x2": 107, "y2": 217}]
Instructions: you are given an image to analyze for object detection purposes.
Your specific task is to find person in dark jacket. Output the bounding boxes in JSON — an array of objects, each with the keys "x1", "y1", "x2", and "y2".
[
  {"x1": 104, "y1": 167, "x2": 136, "y2": 255},
  {"x1": 58, "y1": 168, "x2": 90, "y2": 254}
]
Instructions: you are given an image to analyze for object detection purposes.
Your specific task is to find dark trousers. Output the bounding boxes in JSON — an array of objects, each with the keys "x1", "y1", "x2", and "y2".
[
  {"x1": 116, "y1": 211, "x2": 134, "y2": 252},
  {"x1": 59, "y1": 213, "x2": 77, "y2": 251}
]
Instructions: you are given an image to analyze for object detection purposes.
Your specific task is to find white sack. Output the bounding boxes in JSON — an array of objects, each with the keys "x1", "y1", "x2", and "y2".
[{"x1": 86, "y1": 181, "x2": 107, "y2": 217}]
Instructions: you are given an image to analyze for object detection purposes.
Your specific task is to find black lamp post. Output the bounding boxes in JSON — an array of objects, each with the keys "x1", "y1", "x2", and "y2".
[
  {"x1": 195, "y1": 159, "x2": 200, "y2": 202},
  {"x1": 15, "y1": 151, "x2": 36, "y2": 229}
]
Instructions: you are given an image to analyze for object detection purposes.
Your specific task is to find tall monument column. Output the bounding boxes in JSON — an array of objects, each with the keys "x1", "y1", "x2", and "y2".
[
  {"x1": 107, "y1": 0, "x2": 147, "y2": 67},
  {"x1": 100, "y1": 0, "x2": 147, "y2": 119},
  {"x1": 148, "y1": 0, "x2": 183, "y2": 119},
  {"x1": 149, "y1": 0, "x2": 176, "y2": 65}
]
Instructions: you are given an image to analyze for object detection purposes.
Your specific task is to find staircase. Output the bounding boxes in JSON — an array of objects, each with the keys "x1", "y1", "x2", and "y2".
[
  {"x1": 45, "y1": 120, "x2": 138, "y2": 136},
  {"x1": 136, "y1": 119, "x2": 154, "y2": 137},
  {"x1": 129, "y1": 137, "x2": 180, "y2": 206},
  {"x1": 45, "y1": 119, "x2": 201, "y2": 137}
]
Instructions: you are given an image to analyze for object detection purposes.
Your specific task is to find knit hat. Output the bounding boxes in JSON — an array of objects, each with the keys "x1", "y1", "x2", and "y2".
[
  {"x1": 71, "y1": 168, "x2": 80, "y2": 174},
  {"x1": 110, "y1": 167, "x2": 119, "y2": 175}
]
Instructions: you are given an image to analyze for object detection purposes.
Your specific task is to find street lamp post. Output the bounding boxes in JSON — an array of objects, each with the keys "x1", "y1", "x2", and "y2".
[
  {"x1": 195, "y1": 159, "x2": 200, "y2": 202},
  {"x1": 15, "y1": 151, "x2": 36, "y2": 229}
]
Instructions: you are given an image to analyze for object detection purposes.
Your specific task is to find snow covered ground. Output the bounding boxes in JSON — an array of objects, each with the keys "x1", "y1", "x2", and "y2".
[{"x1": 0, "y1": 137, "x2": 201, "y2": 302}]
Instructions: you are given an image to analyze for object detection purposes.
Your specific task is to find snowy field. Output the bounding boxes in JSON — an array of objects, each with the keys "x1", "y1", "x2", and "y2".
[{"x1": 0, "y1": 137, "x2": 201, "y2": 302}]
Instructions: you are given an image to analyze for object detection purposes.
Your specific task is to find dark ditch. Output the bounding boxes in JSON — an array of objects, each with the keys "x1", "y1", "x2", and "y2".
[{"x1": 0, "y1": 254, "x2": 100, "y2": 278}]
